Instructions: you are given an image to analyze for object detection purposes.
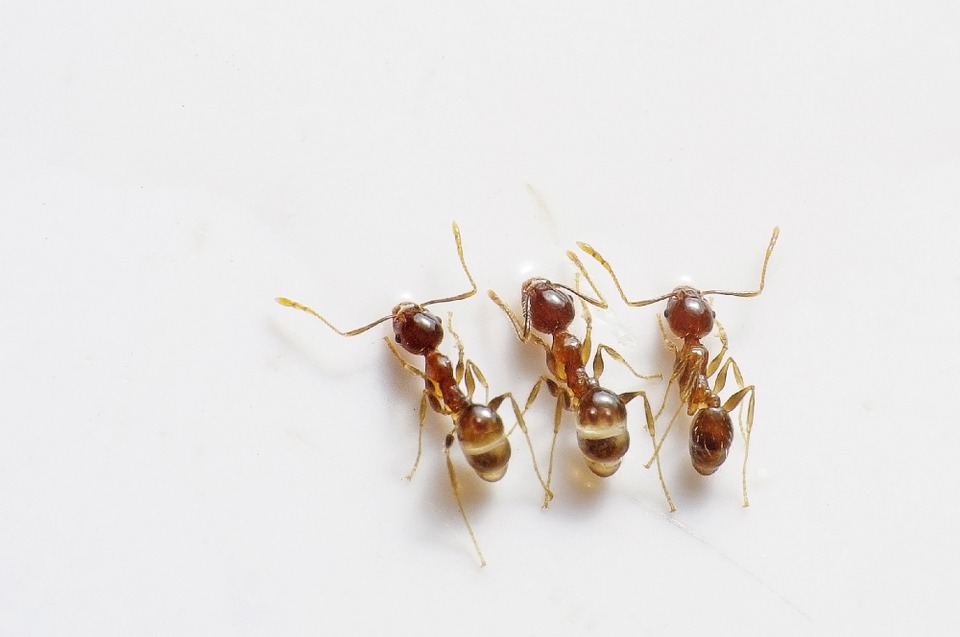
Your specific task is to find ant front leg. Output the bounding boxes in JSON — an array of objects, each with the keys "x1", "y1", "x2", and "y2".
[
  {"x1": 403, "y1": 391, "x2": 430, "y2": 481},
  {"x1": 490, "y1": 391, "x2": 553, "y2": 506},
  {"x1": 653, "y1": 314, "x2": 680, "y2": 420},
  {"x1": 705, "y1": 319, "x2": 730, "y2": 379},
  {"x1": 385, "y1": 337, "x2": 432, "y2": 480},
  {"x1": 488, "y1": 289, "x2": 550, "y2": 350}
]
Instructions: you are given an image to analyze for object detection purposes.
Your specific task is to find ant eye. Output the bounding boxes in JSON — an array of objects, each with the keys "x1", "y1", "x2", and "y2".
[
  {"x1": 712, "y1": 310, "x2": 716, "y2": 318},
  {"x1": 394, "y1": 334, "x2": 401, "y2": 344},
  {"x1": 663, "y1": 309, "x2": 670, "y2": 318}
]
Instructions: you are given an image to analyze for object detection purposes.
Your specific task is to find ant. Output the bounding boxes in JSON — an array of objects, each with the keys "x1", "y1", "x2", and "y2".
[
  {"x1": 488, "y1": 252, "x2": 672, "y2": 511},
  {"x1": 577, "y1": 227, "x2": 780, "y2": 507},
  {"x1": 276, "y1": 222, "x2": 549, "y2": 566}
]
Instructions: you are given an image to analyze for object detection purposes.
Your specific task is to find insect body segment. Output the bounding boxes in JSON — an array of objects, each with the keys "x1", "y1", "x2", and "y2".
[{"x1": 579, "y1": 228, "x2": 779, "y2": 506}]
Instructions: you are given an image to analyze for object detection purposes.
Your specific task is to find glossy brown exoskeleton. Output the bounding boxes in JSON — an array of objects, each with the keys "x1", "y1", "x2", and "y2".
[
  {"x1": 276, "y1": 222, "x2": 549, "y2": 565},
  {"x1": 579, "y1": 227, "x2": 779, "y2": 506},
  {"x1": 489, "y1": 252, "x2": 671, "y2": 510}
]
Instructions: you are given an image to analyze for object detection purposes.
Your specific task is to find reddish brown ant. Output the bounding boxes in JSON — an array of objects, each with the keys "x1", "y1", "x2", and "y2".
[
  {"x1": 276, "y1": 222, "x2": 549, "y2": 565},
  {"x1": 488, "y1": 252, "x2": 672, "y2": 511},
  {"x1": 578, "y1": 227, "x2": 780, "y2": 507}
]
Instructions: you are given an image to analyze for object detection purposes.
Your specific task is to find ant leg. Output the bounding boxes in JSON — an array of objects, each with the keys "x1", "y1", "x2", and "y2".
[
  {"x1": 384, "y1": 337, "x2": 428, "y2": 380},
  {"x1": 580, "y1": 282, "x2": 593, "y2": 367},
  {"x1": 705, "y1": 320, "x2": 730, "y2": 378},
  {"x1": 487, "y1": 289, "x2": 526, "y2": 340},
  {"x1": 653, "y1": 315, "x2": 681, "y2": 420},
  {"x1": 490, "y1": 392, "x2": 553, "y2": 506},
  {"x1": 643, "y1": 403, "x2": 683, "y2": 469},
  {"x1": 487, "y1": 290, "x2": 551, "y2": 351},
  {"x1": 384, "y1": 337, "x2": 443, "y2": 481},
  {"x1": 521, "y1": 375, "x2": 565, "y2": 506},
  {"x1": 594, "y1": 344, "x2": 662, "y2": 382},
  {"x1": 620, "y1": 390, "x2": 676, "y2": 512},
  {"x1": 463, "y1": 360, "x2": 491, "y2": 405},
  {"x1": 645, "y1": 401, "x2": 683, "y2": 470},
  {"x1": 545, "y1": 392, "x2": 565, "y2": 507},
  {"x1": 713, "y1": 355, "x2": 754, "y2": 508},
  {"x1": 712, "y1": 354, "x2": 746, "y2": 399},
  {"x1": 720, "y1": 385, "x2": 757, "y2": 508},
  {"x1": 653, "y1": 375, "x2": 676, "y2": 421},
  {"x1": 446, "y1": 312, "x2": 468, "y2": 385},
  {"x1": 405, "y1": 392, "x2": 429, "y2": 480},
  {"x1": 711, "y1": 350, "x2": 757, "y2": 507},
  {"x1": 656, "y1": 314, "x2": 677, "y2": 352},
  {"x1": 443, "y1": 432, "x2": 486, "y2": 567}
]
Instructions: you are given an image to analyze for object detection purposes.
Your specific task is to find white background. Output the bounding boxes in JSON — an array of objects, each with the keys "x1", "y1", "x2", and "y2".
[{"x1": 2, "y1": 2, "x2": 958, "y2": 635}]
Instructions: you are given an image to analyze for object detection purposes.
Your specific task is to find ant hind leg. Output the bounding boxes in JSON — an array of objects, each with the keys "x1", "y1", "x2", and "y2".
[
  {"x1": 720, "y1": 384, "x2": 756, "y2": 508},
  {"x1": 519, "y1": 376, "x2": 565, "y2": 507},
  {"x1": 620, "y1": 390, "x2": 676, "y2": 512},
  {"x1": 490, "y1": 392, "x2": 553, "y2": 506},
  {"x1": 443, "y1": 432, "x2": 486, "y2": 567}
]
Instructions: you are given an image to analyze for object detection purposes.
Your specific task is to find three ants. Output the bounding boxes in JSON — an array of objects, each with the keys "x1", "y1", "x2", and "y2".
[{"x1": 276, "y1": 221, "x2": 778, "y2": 563}]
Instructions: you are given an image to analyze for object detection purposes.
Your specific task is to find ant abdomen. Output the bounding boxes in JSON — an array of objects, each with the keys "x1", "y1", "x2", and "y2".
[
  {"x1": 456, "y1": 404, "x2": 511, "y2": 482},
  {"x1": 576, "y1": 387, "x2": 630, "y2": 477},
  {"x1": 689, "y1": 407, "x2": 734, "y2": 475}
]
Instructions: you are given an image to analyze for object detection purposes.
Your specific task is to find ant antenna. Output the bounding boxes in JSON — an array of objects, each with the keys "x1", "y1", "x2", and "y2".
[
  {"x1": 276, "y1": 221, "x2": 476, "y2": 334},
  {"x1": 421, "y1": 222, "x2": 478, "y2": 308},
  {"x1": 274, "y1": 297, "x2": 393, "y2": 336},
  {"x1": 702, "y1": 227, "x2": 780, "y2": 297},
  {"x1": 578, "y1": 226, "x2": 780, "y2": 305},
  {"x1": 575, "y1": 241, "x2": 674, "y2": 308}
]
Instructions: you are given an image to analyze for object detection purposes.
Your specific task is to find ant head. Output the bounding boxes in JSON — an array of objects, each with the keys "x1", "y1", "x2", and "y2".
[
  {"x1": 523, "y1": 278, "x2": 575, "y2": 335},
  {"x1": 663, "y1": 287, "x2": 714, "y2": 340},
  {"x1": 391, "y1": 303, "x2": 443, "y2": 355}
]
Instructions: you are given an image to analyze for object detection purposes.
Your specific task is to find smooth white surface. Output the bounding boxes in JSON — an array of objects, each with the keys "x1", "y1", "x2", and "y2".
[{"x1": 2, "y1": 2, "x2": 959, "y2": 635}]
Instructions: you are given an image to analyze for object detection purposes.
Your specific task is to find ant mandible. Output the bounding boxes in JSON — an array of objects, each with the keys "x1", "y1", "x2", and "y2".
[
  {"x1": 276, "y1": 222, "x2": 550, "y2": 566},
  {"x1": 578, "y1": 227, "x2": 779, "y2": 507},
  {"x1": 488, "y1": 252, "x2": 672, "y2": 511}
]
